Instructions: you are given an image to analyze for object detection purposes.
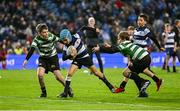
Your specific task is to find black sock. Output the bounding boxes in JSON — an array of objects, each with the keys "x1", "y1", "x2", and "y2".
[
  {"x1": 99, "y1": 76, "x2": 114, "y2": 90},
  {"x1": 41, "y1": 87, "x2": 46, "y2": 94},
  {"x1": 173, "y1": 66, "x2": 176, "y2": 72},
  {"x1": 152, "y1": 75, "x2": 159, "y2": 82},
  {"x1": 167, "y1": 66, "x2": 170, "y2": 72},
  {"x1": 99, "y1": 63, "x2": 104, "y2": 73},
  {"x1": 100, "y1": 66, "x2": 104, "y2": 73},
  {"x1": 128, "y1": 72, "x2": 143, "y2": 91},
  {"x1": 120, "y1": 81, "x2": 127, "y2": 88},
  {"x1": 64, "y1": 81, "x2": 71, "y2": 93}
]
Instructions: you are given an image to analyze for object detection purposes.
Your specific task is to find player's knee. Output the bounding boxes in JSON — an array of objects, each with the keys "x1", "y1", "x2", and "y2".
[
  {"x1": 123, "y1": 71, "x2": 129, "y2": 78},
  {"x1": 67, "y1": 71, "x2": 73, "y2": 77},
  {"x1": 38, "y1": 73, "x2": 44, "y2": 78},
  {"x1": 91, "y1": 69, "x2": 100, "y2": 76},
  {"x1": 53, "y1": 69, "x2": 60, "y2": 73},
  {"x1": 53, "y1": 70, "x2": 62, "y2": 76},
  {"x1": 92, "y1": 71, "x2": 98, "y2": 75},
  {"x1": 89, "y1": 67, "x2": 97, "y2": 73}
]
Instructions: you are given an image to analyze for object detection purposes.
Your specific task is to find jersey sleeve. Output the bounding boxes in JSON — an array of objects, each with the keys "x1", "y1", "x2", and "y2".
[
  {"x1": 147, "y1": 30, "x2": 161, "y2": 50},
  {"x1": 31, "y1": 39, "x2": 38, "y2": 48},
  {"x1": 54, "y1": 34, "x2": 60, "y2": 42},
  {"x1": 117, "y1": 44, "x2": 125, "y2": 51},
  {"x1": 25, "y1": 47, "x2": 35, "y2": 61},
  {"x1": 26, "y1": 38, "x2": 37, "y2": 60},
  {"x1": 100, "y1": 45, "x2": 119, "y2": 53}
]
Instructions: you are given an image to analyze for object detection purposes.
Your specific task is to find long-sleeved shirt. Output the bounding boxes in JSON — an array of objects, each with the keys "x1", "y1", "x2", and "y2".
[
  {"x1": 100, "y1": 41, "x2": 149, "y2": 60},
  {"x1": 25, "y1": 32, "x2": 59, "y2": 60},
  {"x1": 62, "y1": 32, "x2": 89, "y2": 61},
  {"x1": 132, "y1": 26, "x2": 161, "y2": 50},
  {"x1": 79, "y1": 26, "x2": 100, "y2": 46}
]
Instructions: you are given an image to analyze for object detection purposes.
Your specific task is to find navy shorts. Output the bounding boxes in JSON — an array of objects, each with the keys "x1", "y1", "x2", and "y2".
[
  {"x1": 165, "y1": 48, "x2": 176, "y2": 57},
  {"x1": 72, "y1": 56, "x2": 93, "y2": 69}
]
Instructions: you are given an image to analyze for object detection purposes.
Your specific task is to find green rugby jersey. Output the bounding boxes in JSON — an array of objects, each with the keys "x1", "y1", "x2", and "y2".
[
  {"x1": 117, "y1": 41, "x2": 149, "y2": 60},
  {"x1": 31, "y1": 32, "x2": 60, "y2": 57}
]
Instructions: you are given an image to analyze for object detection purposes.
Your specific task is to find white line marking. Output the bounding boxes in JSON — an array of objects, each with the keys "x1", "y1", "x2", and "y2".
[{"x1": 0, "y1": 96, "x2": 180, "y2": 110}]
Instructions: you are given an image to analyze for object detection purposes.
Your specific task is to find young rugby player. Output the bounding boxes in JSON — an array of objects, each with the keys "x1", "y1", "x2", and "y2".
[
  {"x1": 93, "y1": 31, "x2": 162, "y2": 97},
  {"x1": 58, "y1": 29, "x2": 120, "y2": 98},
  {"x1": 23, "y1": 23, "x2": 73, "y2": 97}
]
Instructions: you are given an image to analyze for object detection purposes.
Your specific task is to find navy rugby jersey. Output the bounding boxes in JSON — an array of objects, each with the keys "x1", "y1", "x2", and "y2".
[
  {"x1": 62, "y1": 32, "x2": 89, "y2": 60},
  {"x1": 132, "y1": 26, "x2": 161, "y2": 50},
  {"x1": 162, "y1": 32, "x2": 176, "y2": 48}
]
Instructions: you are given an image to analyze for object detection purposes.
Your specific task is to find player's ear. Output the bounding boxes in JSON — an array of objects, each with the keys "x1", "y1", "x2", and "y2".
[{"x1": 144, "y1": 21, "x2": 147, "y2": 24}]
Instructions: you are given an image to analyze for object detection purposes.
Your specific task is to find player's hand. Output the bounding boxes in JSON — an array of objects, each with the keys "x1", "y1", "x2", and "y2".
[
  {"x1": 96, "y1": 28, "x2": 100, "y2": 33},
  {"x1": 70, "y1": 47, "x2": 77, "y2": 59},
  {"x1": 174, "y1": 47, "x2": 177, "y2": 52},
  {"x1": 22, "y1": 60, "x2": 28, "y2": 69},
  {"x1": 104, "y1": 43, "x2": 111, "y2": 48},
  {"x1": 92, "y1": 45, "x2": 100, "y2": 52},
  {"x1": 160, "y1": 47, "x2": 165, "y2": 52}
]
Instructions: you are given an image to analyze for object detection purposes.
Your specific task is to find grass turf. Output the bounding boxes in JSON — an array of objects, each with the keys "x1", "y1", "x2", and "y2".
[{"x1": 0, "y1": 68, "x2": 180, "y2": 110}]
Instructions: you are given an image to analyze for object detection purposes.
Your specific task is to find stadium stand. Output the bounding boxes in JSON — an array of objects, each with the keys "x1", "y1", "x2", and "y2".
[{"x1": 0, "y1": 0, "x2": 179, "y2": 54}]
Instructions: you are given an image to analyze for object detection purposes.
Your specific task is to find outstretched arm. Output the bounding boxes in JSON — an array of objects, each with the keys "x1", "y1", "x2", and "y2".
[
  {"x1": 147, "y1": 31, "x2": 164, "y2": 51},
  {"x1": 22, "y1": 47, "x2": 35, "y2": 68},
  {"x1": 93, "y1": 45, "x2": 119, "y2": 54},
  {"x1": 25, "y1": 47, "x2": 35, "y2": 61}
]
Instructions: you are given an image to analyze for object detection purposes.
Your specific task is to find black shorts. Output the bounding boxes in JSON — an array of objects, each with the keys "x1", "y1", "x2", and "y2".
[
  {"x1": 128, "y1": 55, "x2": 151, "y2": 74},
  {"x1": 72, "y1": 56, "x2": 93, "y2": 69},
  {"x1": 38, "y1": 55, "x2": 60, "y2": 74}
]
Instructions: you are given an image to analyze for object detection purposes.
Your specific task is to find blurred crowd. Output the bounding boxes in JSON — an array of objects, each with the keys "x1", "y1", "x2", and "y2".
[{"x1": 0, "y1": 0, "x2": 180, "y2": 55}]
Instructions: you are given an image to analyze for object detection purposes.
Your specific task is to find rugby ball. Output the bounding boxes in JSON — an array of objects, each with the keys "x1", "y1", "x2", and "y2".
[{"x1": 66, "y1": 45, "x2": 77, "y2": 56}]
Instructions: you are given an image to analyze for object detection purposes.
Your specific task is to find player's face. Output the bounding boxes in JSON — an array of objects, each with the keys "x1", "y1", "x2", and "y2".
[
  {"x1": 165, "y1": 25, "x2": 171, "y2": 33},
  {"x1": 137, "y1": 17, "x2": 146, "y2": 27},
  {"x1": 40, "y1": 29, "x2": 48, "y2": 39},
  {"x1": 62, "y1": 38, "x2": 70, "y2": 45},
  {"x1": 127, "y1": 29, "x2": 134, "y2": 36},
  {"x1": 88, "y1": 18, "x2": 95, "y2": 26}
]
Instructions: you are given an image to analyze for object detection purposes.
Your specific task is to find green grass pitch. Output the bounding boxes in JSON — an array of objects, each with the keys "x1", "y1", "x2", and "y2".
[{"x1": 0, "y1": 68, "x2": 180, "y2": 110}]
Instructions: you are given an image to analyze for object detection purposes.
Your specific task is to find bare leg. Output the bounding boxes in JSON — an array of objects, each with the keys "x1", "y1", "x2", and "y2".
[
  {"x1": 95, "y1": 51, "x2": 104, "y2": 73},
  {"x1": 37, "y1": 67, "x2": 46, "y2": 97},
  {"x1": 60, "y1": 64, "x2": 78, "y2": 97},
  {"x1": 165, "y1": 55, "x2": 170, "y2": 72},
  {"x1": 89, "y1": 65, "x2": 114, "y2": 92},
  {"x1": 122, "y1": 68, "x2": 145, "y2": 91},
  {"x1": 143, "y1": 68, "x2": 162, "y2": 91},
  {"x1": 53, "y1": 70, "x2": 65, "y2": 86},
  {"x1": 172, "y1": 56, "x2": 176, "y2": 72}
]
